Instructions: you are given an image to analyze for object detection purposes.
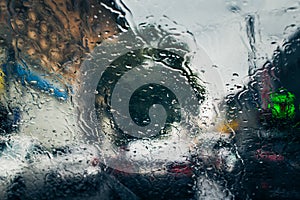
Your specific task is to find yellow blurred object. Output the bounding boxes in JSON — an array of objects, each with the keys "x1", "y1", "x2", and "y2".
[
  {"x1": 0, "y1": 68, "x2": 4, "y2": 92},
  {"x1": 217, "y1": 120, "x2": 239, "y2": 134}
]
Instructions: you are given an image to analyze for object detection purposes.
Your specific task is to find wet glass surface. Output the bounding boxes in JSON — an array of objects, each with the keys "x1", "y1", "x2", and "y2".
[{"x1": 0, "y1": 0, "x2": 299, "y2": 199}]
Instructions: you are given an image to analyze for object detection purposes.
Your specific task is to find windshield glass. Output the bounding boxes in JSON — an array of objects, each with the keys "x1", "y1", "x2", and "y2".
[{"x1": 0, "y1": 0, "x2": 299, "y2": 199}]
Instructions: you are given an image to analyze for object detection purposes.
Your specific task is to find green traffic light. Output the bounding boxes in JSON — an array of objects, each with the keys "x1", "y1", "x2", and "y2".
[{"x1": 268, "y1": 88, "x2": 296, "y2": 119}]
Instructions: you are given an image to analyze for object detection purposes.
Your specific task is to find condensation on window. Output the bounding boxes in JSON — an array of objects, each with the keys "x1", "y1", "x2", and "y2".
[{"x1": 0, "y1": 0, "x2": 299, "y2": 199}]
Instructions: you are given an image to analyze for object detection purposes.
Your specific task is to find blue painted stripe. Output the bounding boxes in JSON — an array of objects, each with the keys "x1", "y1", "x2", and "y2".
[{"x1": 14, "y1": 61, "x2": 69, "y2": 100}]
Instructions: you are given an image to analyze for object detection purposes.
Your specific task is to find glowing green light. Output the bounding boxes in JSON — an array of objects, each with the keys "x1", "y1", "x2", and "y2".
[{"x1": 268, "y1": 88, "x2": 295, "y2": 119}]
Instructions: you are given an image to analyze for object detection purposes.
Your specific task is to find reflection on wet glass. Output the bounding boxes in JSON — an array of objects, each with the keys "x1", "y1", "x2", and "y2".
[{"x1": 0, "y1": 0, "x2": 299, "y2": 199}]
